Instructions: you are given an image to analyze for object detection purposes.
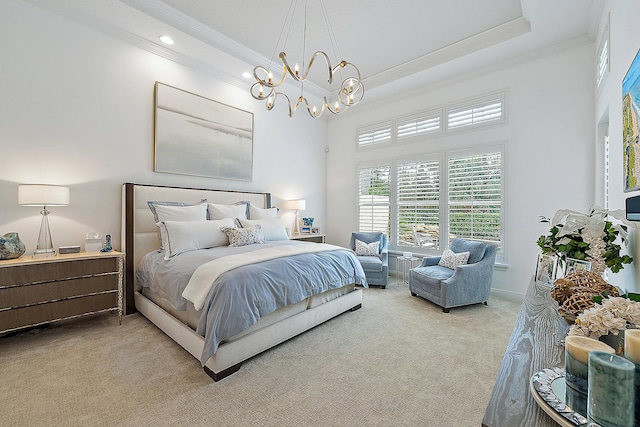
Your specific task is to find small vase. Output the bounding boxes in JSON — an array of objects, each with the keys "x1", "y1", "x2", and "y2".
[
  {"x1": 600, "y1": 330, "x2": 626, "y2": 355},
  {"x1": 0, "y1": 232, "x2": 26, "y2": 260}
]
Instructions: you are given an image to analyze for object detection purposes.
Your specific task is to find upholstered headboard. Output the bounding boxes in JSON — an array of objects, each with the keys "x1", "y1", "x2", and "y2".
[{"x1": 121, "y1": 183, "x2": 270, "y2": 314}]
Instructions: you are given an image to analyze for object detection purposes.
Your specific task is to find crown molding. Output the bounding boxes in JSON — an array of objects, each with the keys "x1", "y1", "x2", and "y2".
[
  {"x1": 23, "y1": 0, "x2": 249, "y2": 90},
  {"x1": 363, "y1": 17, "x2": 531, "y2": 90}
]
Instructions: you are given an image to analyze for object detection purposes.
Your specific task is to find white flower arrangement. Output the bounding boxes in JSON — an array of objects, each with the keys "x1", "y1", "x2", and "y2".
[{"x1": 568, "y1": 296, "x2": 640, "y2": 339}]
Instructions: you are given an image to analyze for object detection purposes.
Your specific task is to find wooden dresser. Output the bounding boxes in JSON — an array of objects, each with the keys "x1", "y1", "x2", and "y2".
[
  {"x1": 482, "y1": 278, "x2": 569, "y2": 426},
  {"x1": 0, "y1": 251, "x2": 124, "y2": 334}
]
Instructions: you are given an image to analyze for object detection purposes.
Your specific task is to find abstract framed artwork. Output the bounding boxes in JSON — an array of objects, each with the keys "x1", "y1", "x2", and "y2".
[
  {"x1": 154, "y1": 82, "x2": 254, "y2": 181},
  {"x1": 623, "y1": 48, "x2": 640, "y2": 192}
]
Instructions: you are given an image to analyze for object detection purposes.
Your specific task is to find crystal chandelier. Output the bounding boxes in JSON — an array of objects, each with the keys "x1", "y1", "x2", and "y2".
[{"x1": 249, "y1": 0, "x2": 364, "y2": 118}]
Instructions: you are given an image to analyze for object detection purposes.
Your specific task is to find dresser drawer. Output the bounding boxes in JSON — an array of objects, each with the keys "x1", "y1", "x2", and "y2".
[
  {"x1": 0, "y1": 257, "x2": 119, "y2": 287},
  {"x1": 0, "y1": 274, "x2": 118, "y2": 309},
  {"x1": 0, "y1": 293, "x2": 118, "y2": 333}
]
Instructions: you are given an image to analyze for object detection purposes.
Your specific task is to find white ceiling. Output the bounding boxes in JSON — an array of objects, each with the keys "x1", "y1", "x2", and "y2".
[{"x1": 26, "y1": 0, "x2": 602, "y2": 105}]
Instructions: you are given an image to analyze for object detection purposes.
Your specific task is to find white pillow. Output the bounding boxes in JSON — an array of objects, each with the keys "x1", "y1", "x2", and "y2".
[
  {"x1": 148, "y1": 200, "x2": 208, "y2": 248},
  {"x1": 249, "y1": 204, "x2": 278, "y2": 219},
  {"x1": 438, "y1": 249, "x2": 470, "y2": 270},
  {"x1": 149, "y1": 200, "x2": 208, "y2": 223},
  {"x1": 208, "y1": 202, "x2": 248, "y2": 220},
  {"x1": 238, "y1": 218, "x2": 289, "y2": 241},
  {"x1": 158, "y1": 218, "x2": 235, "y2": 260},
  {"x1": 355, "y1": 239, "x2": 380, "y2": 257},
  {"x1": 221, "y1": 226, "x2": 264, "y2": 247}
]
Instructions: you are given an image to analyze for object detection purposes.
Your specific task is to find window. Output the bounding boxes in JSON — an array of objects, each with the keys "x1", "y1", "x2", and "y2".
[
  {"x1": 358, "y1": 147, "x2": 505, "y2": 263},
  {"x1": 357, "y1": 123, "x2": 392, "y2": 148},
  {"x1": 446, "y1": 94, "x2": 504, "y2": 131},
  {"x1": 397, "y1": 110, "x2": 441, "y2": 139},
  {"x1": 357, "y1": 165, "x2": 391, "y2": 233},
  {"x1": 447, "y1": 151, "x2": 502, "y2": 248},
  {"x1": 597, "y1": 22, "x2": 609, "y2": 88},
  {"x1": 396, "y1": 159, "x2": 440, "y2": 249}
]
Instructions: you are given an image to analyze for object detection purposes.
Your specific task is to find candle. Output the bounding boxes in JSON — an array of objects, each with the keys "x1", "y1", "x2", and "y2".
[
  {"x1": 294, "y1": 63, "x2": 299, "y2": 76},
  {"x1": 268, "y1": 71, "x2": 273, "y2": 84},
  {"x1": 588, "y1": 351, "x2": 635, "y2": 427},
  {"x1": 565, "y1": 336, "x2": 615, "y2": 416},
  {"x1": 625, "y1": 329, "x2": 640, "y2": 427}
]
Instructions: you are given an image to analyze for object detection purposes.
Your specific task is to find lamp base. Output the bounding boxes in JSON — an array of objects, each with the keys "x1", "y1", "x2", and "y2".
[
  {"x1": 33, "y1": 248, "x2": 56, "y2": 257},
  {"x1": 293, "y1": 210, "x2": 301, "y2": 235},
  {"x1": 34, "y1": 208, "x2": 55, "y2": 257}
]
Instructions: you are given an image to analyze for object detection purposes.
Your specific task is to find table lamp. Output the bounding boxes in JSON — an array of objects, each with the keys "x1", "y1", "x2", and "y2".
[
  {"x1": 288, "y1": 199, "x2": 306, "y2": 235},
  {"x1": 18, "y1": 184, "x2": 70, "y2": 256}
]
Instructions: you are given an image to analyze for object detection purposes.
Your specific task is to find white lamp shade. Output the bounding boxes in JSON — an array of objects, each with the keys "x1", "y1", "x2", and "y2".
[
  {"x1": 18, "y1": 185, "x2": 70, "y2": 206},
  {"x1": 288, "y1": 199, "x2": 306, "y2": 211}
]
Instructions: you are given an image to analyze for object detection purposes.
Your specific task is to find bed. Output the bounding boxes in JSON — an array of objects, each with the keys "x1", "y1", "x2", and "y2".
[{"x1": 122, "y1": 183, "x2": 365, "y2": 381}]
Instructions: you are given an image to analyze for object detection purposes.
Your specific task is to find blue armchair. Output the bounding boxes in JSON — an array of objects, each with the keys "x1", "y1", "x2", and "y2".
[
  {"x1": 409, "y1": 238, "x2": 497, "y2": 312},
  {"x1": 350, "y1": 232, "x2": 388, "y2": 289}
]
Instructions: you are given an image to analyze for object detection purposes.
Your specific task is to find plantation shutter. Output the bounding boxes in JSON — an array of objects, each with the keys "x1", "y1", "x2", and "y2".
[
  {"x1": 447, "y1": 96, "x2": 503, "y2": 130},
  {"x1": 358, "y1": 165, "x2": 391, "y2": 233},
  {"x1": 448, "y1": 152, "x2": 502, "y2": 248},
  {"x1": 397, "y1": 111, "x2": 441, "y2": 139},
  {"x1": 358, "y1": 123, "x2": 392, "y2": 147},
  {"x1": 396, "y1": 160, "x2": 440, "y2": 249}
]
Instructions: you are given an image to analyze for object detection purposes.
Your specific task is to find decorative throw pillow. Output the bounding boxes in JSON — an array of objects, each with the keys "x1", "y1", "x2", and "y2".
[
  {"x1": 220, "y1": 226, "x2": 264, "y2": 247},
  {"x1": 438, "y1": 248, "x2": 470, "y2": 270},
  {"x1": 248, "y1": 204, "x2": 279, "y2": 219},
  {"x1": 355, "y1": 239, "x2": 380, "y2": 257},
  {"x1": 207, "y1": 202, "x2": 249, "y2": 220},
  {"x1": 238, "y1": 218, "x2": 288, "y2": 241},
  {"x1": 157, "y1": 218, "x2": 234, "y2": 260}
]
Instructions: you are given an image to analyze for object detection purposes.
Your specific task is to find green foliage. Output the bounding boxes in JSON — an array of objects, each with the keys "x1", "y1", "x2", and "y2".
[{"x1": 537, "y1": 217, "x2": 633, "y2": 274}]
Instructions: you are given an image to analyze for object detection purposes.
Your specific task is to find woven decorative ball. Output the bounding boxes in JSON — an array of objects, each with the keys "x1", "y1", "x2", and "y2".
[
  {"x1": 559, "y1": 292, "x2": 598, "y2": 323},
  {"x1": 551, "y1": 278, "x2": 576, "y2": 304},
  {"x1": 563, "y1": 270, "x2": 609, "y2": 288}
]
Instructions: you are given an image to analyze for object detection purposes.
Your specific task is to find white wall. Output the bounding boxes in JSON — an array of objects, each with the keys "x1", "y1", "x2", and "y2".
[
  {"x1": 326, "y1": 43, "x2": 595, "y2": 298},
  {"x1": 0, "y1": 0, "x2": 328, "y2": 254},
  {"x1": 594, "y1": 0, "x2": 640, "y2": 293}
]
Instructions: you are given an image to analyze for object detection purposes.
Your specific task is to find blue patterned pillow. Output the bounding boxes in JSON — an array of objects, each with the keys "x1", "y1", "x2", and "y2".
[
  {"x1": 220, "y1": 226, "x2": 264, "y2": 247},
  {"x1": 355, "y1": 239, "x2": 380, "y2": 257}
]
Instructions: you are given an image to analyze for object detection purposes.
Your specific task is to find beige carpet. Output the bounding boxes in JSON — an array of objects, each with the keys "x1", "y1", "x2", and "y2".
[{"x1": 0, "y1": 280, "x2": 521, "y2": 427}]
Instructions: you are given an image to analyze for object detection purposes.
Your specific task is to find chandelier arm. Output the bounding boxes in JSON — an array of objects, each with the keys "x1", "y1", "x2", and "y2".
[
  {"x1": 280, "y1": 51, "x2": 334, "y2": 84},
  {"x1": 250, "y1": 1, "x2": 363, "y2": 119}
]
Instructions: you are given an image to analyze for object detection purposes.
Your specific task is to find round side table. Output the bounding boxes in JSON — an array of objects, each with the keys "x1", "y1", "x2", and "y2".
[{"x1": 396, "y1": 256, "x2": 420, "y2": 285}]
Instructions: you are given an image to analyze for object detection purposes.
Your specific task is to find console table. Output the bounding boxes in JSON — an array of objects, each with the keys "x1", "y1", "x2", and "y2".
[{"x1": 482, "y1": 278, "x2": 569, "y2": 426}]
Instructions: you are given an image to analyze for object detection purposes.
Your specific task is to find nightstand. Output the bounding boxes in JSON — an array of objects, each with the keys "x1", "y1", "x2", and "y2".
[
  {"x1": 0, "y1": 251, "x2": 124, "y2": 334},
  {"x1": 289, "y1": 233, "x2": 326, "y2": 243}
]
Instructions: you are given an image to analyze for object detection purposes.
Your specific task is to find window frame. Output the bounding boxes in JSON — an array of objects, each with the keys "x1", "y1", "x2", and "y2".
[{"x1": 356, "y1": 145, "x2": 507, "y2": 264}]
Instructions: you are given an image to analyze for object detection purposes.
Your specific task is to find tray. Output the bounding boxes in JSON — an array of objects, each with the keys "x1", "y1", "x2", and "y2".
[{"x1": 530, "y1": 368, "x2": 590, "y2": 426}]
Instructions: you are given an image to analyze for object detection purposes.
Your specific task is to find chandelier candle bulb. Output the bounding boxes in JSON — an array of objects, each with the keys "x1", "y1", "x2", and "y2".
[
  {"x1": 565, "y1": 336, "x2": 615, "y2": 417},
  {"x1": 587, "y1": 351, "x2": 635, "y2": 427},
  {"x1": 624, "y1": 329, "x2": 640, "y2": 427}
]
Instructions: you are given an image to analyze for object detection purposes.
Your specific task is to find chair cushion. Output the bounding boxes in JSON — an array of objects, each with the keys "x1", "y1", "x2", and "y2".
[
  {"x1": 411, "y1": 265, "x2": 454, "y2": 287},
  {"x1": 438, "y1": 249, "x2": 469, "y2": 270},
  {"x1": 450, "y1": 239, "x2": 487, "y2": 264},
  {"x1": 357, "y1": 255, "x2": 383, "y2": 272}
]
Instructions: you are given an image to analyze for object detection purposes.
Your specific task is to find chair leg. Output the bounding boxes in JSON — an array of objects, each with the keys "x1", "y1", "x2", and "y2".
[
  {"x1": 442, "y1": 307, "x2": 450, "y2": 313},
  {"x1": 484, "y1": 301, "x2": 488, "y2": 305},
  {"x1": 411, "y1": 292, "x2": 417, "y2": 297}
]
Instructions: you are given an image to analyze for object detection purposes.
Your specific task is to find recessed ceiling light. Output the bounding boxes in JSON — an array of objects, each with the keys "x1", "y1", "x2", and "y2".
[
  {"x1": 159, "y1": 35, "x2": 174, "y2": 45},
  {"x1": 242, "y1": 72, "x2": 252, "y2": 79}
]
